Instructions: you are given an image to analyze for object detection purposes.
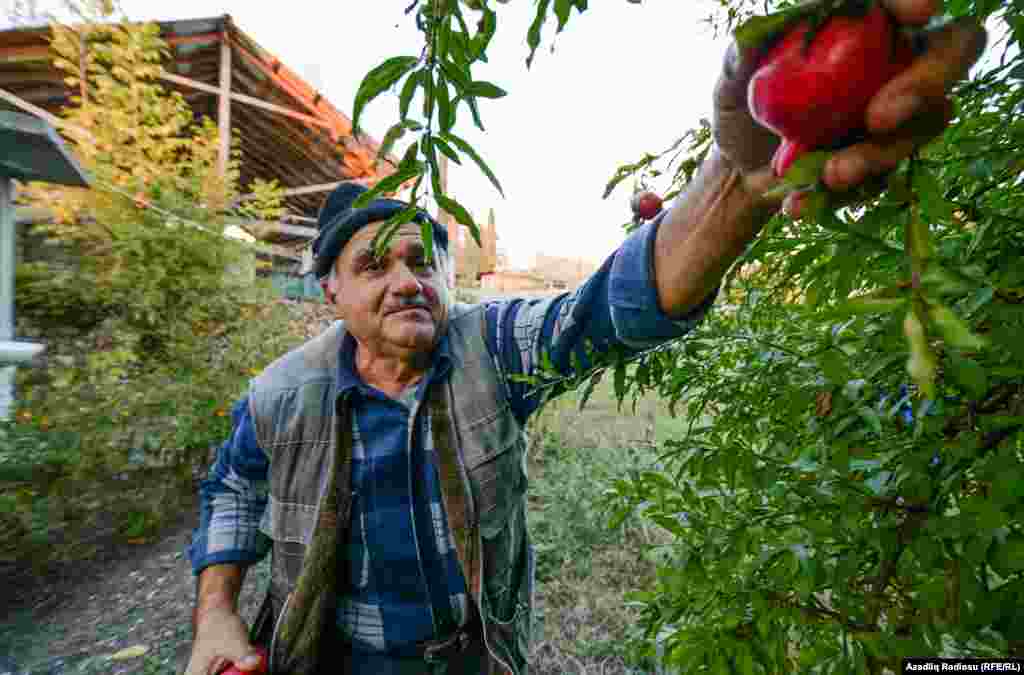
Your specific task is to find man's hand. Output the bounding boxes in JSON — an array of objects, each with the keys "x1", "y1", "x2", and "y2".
[
  {"x1": 184, "y1": 605, "x2": 263, "y2": 675},
  {"x1": 712, "y1": 0, "x2": 988, "y2": 214}
]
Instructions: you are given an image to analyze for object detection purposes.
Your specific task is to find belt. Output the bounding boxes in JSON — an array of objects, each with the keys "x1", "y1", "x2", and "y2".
[
  {"x1": 356, "y1": 617, "x2": 480, "y2": 664},
  {"x1": 419, "y1": 621, "x2": 478, "y2": 664}
]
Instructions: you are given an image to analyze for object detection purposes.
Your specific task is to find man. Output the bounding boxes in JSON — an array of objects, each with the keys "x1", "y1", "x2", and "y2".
[{"x1": 185, "y1": 3, "x2": 986, "y2": 673}]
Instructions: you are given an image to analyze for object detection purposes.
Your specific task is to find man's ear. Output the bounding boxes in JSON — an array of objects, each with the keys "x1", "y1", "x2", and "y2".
[{"x1": 319, "y1": 278, "x2": 335, "y2": 305}]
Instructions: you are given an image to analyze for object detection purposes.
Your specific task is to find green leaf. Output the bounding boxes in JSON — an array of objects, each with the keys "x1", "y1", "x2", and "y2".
[
  {"x1": 422, "y1": 68, "x2": 435, "y2": 120},
  {"x1": 370, "y1": 205, "x2": 420, "y2": 257},
  {"x1": 765, "y1": 151, "x2": 832, "y2": 197},
  {"x1": 420, "y1": 220, "x2": 434, "y2": 265},
  {"x1": 946, "y1": 354, "x2": 988, "y2": 399},
  {"x1": 398, "y1": 70, "x2": 422, "y2": 121},
  {"x1": 436, "y1": 75, "x2": 454, "y2": 133},
  {"x1": 469, "y1": 80, "x2": 507, "y2": 99},
  {"x1": 927, "y1": 303, "x2": 988, "y2": 351},
  {"x1": 613, "y1": 357, "x2": 626, "y2": 404},
  {"x1": 913, "y1": 166, "x2": 955, "y2": 222},
  {"x1": 436, "y1": 193, "x2": 480, "y2": 246},
  {"x1": 439, "y1": 57, "x2": 471, "y2": 91},
  {"x1": 376, "y1": 120, "x2": 423, "y2": 169},
  {"x1": 352, "y1": 55, "x2": 419, "y2": 136},
  {"x1": 824, "y1": 296, "x2": 907, "y2": 319},
  {"x1": 818, "y1": 350, "x2": 852, "y2": 385},
  {"x1": 990, "y1": 533, "x2": 1024, "y2": 577},
  {"x1": 432, "y1": 136, "x2": 462, "y2": 166},
  {"x1": 469, "y1": 8, "x2": 497, "y2": 60},
  {"x1": 554, "y1": 0, "x2": 572, "y2": 32},
  {"x1": 733, "y1": 4, "x2": 816, "y2": 51},
  {"x1": 526, "y1": 0, "x2": 552, "y2": 69},
  {"x1": 424, "y1": 136, "x2": 443, "y2": 200},
  {"x1": 353, "y1": 147, "x2": 424, "y2": 209},
  {"x1": 441, "y1": 131, "x2": 504, "y2": 197}
]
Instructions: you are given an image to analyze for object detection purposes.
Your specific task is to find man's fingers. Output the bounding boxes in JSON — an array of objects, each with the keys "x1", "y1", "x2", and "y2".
[
  {"x1": 825, "y1": 104, "x2": 951, "y2": 191},
  {"x1": 867, "y1": 17, "x2": 987, "y2": 133},
  {"x1": 713, "y1": 42, "x2": 760, "y2": 113}
]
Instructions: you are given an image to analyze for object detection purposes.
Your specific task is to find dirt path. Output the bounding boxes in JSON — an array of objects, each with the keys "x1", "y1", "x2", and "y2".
[{"x1": 0, "y1": 500, "x2": 271, "y2": 675}]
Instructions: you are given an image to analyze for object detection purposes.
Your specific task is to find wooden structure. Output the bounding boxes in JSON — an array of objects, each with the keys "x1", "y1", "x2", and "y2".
[
  {"x1": 0, "y1": 111, "x2": 89, "y2": 419},
  {"x1": 0, "y1": 15, "x2": 399, "y2": 262}
]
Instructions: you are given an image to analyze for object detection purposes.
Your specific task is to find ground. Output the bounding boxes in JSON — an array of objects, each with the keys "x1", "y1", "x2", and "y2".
[{"x1": 0, "y1": 298, "x2": 684, "y2": 675}]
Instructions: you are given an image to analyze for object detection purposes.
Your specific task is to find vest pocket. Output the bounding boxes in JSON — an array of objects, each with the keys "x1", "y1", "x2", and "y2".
[{"x1": 468, "y1": 441, "x2": 525, "y2": 539}]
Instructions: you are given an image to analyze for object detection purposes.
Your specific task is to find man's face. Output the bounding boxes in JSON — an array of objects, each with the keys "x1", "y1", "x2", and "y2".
[{"x1": 326, "y1": 221, "x2": 450, "y2": 358}]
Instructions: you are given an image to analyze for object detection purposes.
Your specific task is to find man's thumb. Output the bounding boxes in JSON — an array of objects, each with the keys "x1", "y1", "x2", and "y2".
[{"x1": 222, "y1": 647, "x2": 267, "y2": 674}]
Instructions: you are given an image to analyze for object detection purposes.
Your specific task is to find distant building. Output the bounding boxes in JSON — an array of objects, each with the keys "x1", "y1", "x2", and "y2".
[
  {"x1": 479, "y1": 270, "x2": 548, "y2": 294},
  {"x1": 529, "y1": 253, "x2": 598, "y2": 290},
  {"x1": 453, "y1": 207, "x2": 498, "y2": 287}
]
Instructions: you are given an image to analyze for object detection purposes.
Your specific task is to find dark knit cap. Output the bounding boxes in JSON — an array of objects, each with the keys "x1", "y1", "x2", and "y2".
[{"x1": 312, "y1": 182, "x2": 448, "y2": 280}]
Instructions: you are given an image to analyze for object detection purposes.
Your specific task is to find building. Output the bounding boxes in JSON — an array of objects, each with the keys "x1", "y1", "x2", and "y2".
[
  {"x1": 0, "y1": 14, "x2": 399, "y2": 274},
  {"x1": 529, "y1": 253, "x2": 598, "y2": 290},
  {"x1": 452, "y1": 206, "x2": 498, "y2": 287}
]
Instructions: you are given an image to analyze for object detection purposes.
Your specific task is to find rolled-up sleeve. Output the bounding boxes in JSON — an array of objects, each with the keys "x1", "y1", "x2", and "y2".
[
  {"x1": 608, "y1": 215, "x2": 716, "y2": 350},
  {"x1": 187, "y1": 395, "x2": 272, "y2": 575},
  {"x1": 484, "y1": 212, "x2": 716, "y2": 423}
]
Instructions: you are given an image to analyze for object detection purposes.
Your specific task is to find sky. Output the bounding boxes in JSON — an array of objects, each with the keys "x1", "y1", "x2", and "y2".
[
  {"x1": 7, "y1": 2, "x2": 1009, "y2": 269},
  {"x1": 98, "y1": 1, "x2": 727, "y2": 269}
]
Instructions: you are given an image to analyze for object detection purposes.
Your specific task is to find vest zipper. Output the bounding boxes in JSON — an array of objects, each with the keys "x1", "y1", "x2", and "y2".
[{"x1": 269, "y1": 591, "x2": 292, "y2": 674}]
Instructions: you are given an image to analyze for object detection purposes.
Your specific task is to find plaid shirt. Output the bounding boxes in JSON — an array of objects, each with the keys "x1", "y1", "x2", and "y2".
[{"x1": 188, "y1": 216, "x2": 714, "y2": 661}]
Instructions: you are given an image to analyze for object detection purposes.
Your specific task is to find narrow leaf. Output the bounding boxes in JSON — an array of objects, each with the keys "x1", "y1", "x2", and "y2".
[
  {"x1": 354, "y1": 145, "x2": 423, "y2": 209},
  {"x1": 526, "y1": 0, "x2": 552, "y2": 69},
  {"x1": 352, "y1": 56, "x2": 419, "y2": 136},
  {"x1": 432, "y1": 136, "x2": 462, "y2": 165},
  {"x1": 554, "y1": 0, "x2": 572, "y2": 32},
  {"x1": 436, "y1": 193, "x2": 480, "y2": 246},
  {"x1": 442, "y1": 131, "x2": 504, "y2": 197},
  {"x1": 947, "y1": 354, "x2": 988, "y2": 399},
  {"x1": 469, "y1": 80, "x2": 507, "y2": 99},
  {"x1": 436, "y1": 75, "x2": 454, "y2": 133},
  {"x1": 733, "y1": 3, "x2": 818, "y2": 51},
  {"x1": 399, "y1": 70, "x2": 422, "y2": 121},
  {"x1": 420, "y1": 220, "x2": 435, "y2": 265}
]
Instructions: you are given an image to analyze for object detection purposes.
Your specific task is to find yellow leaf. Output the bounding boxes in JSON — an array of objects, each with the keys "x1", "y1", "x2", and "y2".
[{"x1": 110, "y1": 645, "x2": 148, "y2": 660}]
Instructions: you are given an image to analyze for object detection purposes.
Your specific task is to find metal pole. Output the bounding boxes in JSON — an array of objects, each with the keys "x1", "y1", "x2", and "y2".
[
  {"x1": 0, "y1": 178, "x2": 16, "y2": 419},
  {"x1": 217, "y1": 32, "x2": 233, "y2": 180}
]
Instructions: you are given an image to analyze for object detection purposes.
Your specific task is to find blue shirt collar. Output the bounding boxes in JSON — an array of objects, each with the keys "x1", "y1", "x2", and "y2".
[{"x1": 336, "y1": 328, "x2": 453, "y2": 398}]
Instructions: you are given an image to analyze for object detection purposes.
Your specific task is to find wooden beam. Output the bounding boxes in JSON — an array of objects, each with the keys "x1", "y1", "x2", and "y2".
[
  {"x1": 0, "y1": 87, "x2": 94, "y2": 142},
  {"x1": 217, "y1": 33, "x2": 232, "y2": 179},
  {"x1": 0, "y1": 31, "x2": 220, "y2": 66},
  {"x1": 255, "y1": 242, "x2": 302, "y2": 261},
  {"x1": 159, "y1": 71, "x2": 337, "y2": 133},
  {"x1": 282, "y1": 214, "x2": 317, "y2": 224},
  {"x1": 237, "y1": 220, "x2": 318, "y2": 240},
  {"x1": 227, "y1": 36, "x2": 348, "y2": 143}
]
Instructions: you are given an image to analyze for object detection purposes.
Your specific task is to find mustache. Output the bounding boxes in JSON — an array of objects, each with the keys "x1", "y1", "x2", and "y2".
[{"x1": 387, "y1": 294, "x2": 432, "y2": 314}]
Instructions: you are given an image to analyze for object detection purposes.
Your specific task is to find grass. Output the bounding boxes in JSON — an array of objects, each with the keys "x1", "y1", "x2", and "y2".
[{"x1": 524, "y1": 373, "x2": 685, "y2": 674}]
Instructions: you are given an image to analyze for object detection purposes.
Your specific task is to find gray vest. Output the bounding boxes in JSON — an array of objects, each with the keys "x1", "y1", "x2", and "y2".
[{"x1": 247, "y1": 303, "x2": 534, "y2": 674}]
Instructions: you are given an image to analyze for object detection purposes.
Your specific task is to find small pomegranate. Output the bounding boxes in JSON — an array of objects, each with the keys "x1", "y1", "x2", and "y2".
[
  {"x1": 631, "y1": 191, "x2": 663, "y2": 221},
  {"x1": 218, "y1": 648, "x2": 268, "y2": 675},
  {"x1": 747, "y1": 1, "x2": 915, "y2": 176}
]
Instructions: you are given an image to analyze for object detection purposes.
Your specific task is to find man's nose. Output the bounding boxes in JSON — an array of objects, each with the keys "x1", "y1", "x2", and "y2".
[{"x1": 391, "y1": 262, "x2": 422, "y2": 296}]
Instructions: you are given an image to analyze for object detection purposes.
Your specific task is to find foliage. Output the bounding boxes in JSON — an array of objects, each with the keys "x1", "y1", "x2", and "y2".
[
  {"x1": 366, "y1": 0, "x2": 1024, "y2": 670},
  {"x1": 598, "y1": 1, "x2": 1024, "y2": 670},
  {"x1": 5, "y1": 1, "x2": 289, "y2": 564}
]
